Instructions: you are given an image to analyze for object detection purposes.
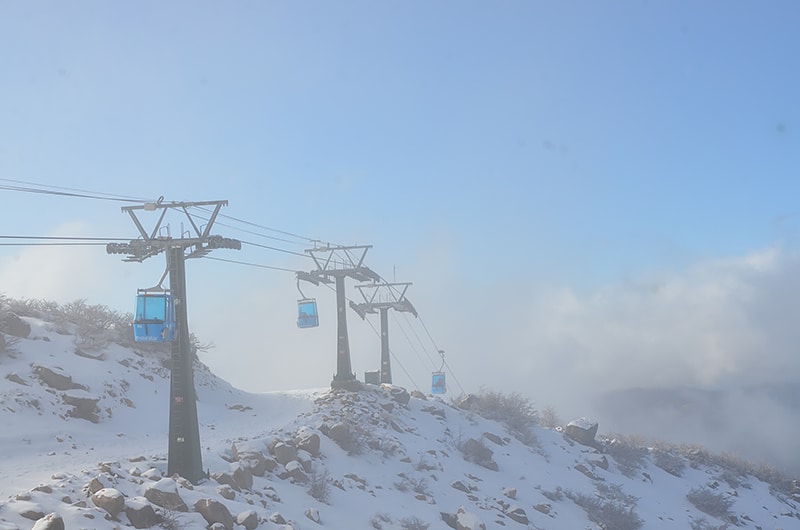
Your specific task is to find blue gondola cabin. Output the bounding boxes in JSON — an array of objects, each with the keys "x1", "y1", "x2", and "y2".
[
  {"x1": 133, "y1": 291, "x2": 175, "y2": 342},
  {"x1": 431, "y1": 372, "x2": 446, "y2": 394},
  {"x1": 297, "y1": 299, "x2": 319, "y2": 328}
]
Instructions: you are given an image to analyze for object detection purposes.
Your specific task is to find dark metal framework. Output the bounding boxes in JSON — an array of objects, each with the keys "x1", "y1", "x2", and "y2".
[
  {"x1": 107, "y1": 198, "x2": 240, "y2": 484},
  {"x1": 297, "y1": 244, "x2": 380, "y2": 390},
  {"x1": 350, "y1": 282, "x2": 417, "y2": 384}
]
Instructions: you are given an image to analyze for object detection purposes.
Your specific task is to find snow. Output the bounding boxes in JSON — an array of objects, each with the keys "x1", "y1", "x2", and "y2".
[{"x1": 1, "y1": 314, "x2": 799, "y2": 529}]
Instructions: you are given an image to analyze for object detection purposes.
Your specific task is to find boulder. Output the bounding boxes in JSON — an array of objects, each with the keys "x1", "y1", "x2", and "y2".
[
  {"x1": 194, "y1": 499, "x2": 234, "y2": 530},
  {"x1": 565, "y1": 417, "x2": 599, "y2": 447},
  {"x1": 125, "y1": 497, "x2": 161, "y2": 529},
  {"x1": 31, "y1": 513, "x2": 65, "y2": 530},
  {"x1": 237, "y1": 510, "x2": 259, "y2": 530},
  {"x1": 232, "y1": 463, "x2": 253, "y2": 491},
  {"x1": 32, "y1": 364, "x2": 85, "y2": 391},
  {"x1": 0, "y1": 312, "x2": 30, "y2": 338},
  {"x1": 505, "y1": 505, "x2": 528, "y2": 525},
  {"x1": 5, "y1": 372, "x2": 27, "y2": 385},
  {"x1": 63, "y1": 390, "x2": 101, "y2": 423},
  {"x1": 389, "y1": 386, "x2": 411, "y2": 406},
  {"x1": 456, "y1": 506, "x2": 486, "y2": 530},
  {"x1": 273, "y1": 442, "x2": 297, "y2": 465},
  {"x1": 91, "y1": 488, "x2": 124, "y2": 517},
  {"x1": 295, "y1": 430, "x2": 321, "y2": 456},
  {"x1": 143, "y1": 478, "x2": 187, "y2": 512},
  {"x1": 217, "y1": 485, "x2": 236, "y2": 500},
  {"x1": 212, "y1": 472, "x2": 241, "y2": 492}
]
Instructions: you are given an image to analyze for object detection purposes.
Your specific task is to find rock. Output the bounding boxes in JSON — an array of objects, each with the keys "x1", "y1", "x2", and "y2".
[
  {"x1": 456, "y1": 506, "x2": 486, "y2": 530},
  {"x1": 505, "y1": 505, "x2": 528, "y2": 525},
  {"x1": 273, "y1": 442, "x2": 297, "y2": 465},
  {"x1": 503, "y1": 487, "x2": 517, "y2": 500},
  {"x1": 295, "y1": 431, "x2": 321, "y2": 456},
  {"x1": 20, "y1": 506, "x2": 46, "y2": 521},
  {"x1": 534, "y1": 503, "x2": 551, "y2": 515},
  {"x1": 305, "y1": 507, "x2": 320, "y2": 523},
  {"x1": 591, "y1": 455, "x2": 610, "y2": 470},
  {"x1": 483, "y1": 432, "x2": 504, "y2": 446},
  {"x1": 0, "y1": 312, "x2": 30, "y2": 338},
  {"x1": 194, "y1": 499, "x2": 234, "y2": 530},
  {"x1": 32, "y1": 364, "x2": 85, "y2": 391},
  {"x1": 143, "y1": 478, "x2": 187, "y2": 512},
  {"x1": 5, "y1": 372, "x2": 27, "y2": 386},
  {"x1": 410, "y1": 389, "x2": 427, "y2": 400},
  {"x1": 211, "y1": 472, "x2": 241, "y2": 492},
  {"x1": 268, "y1": 512, "x2": 287, "y2": 524},
  {"x1": 450, "y1": 480, "x2": 471, "y2": 493},
  {"x1": 63, "y1": 390, "x2": 101, "y2": 423},
  {"x1": 279, "y1": 460, "x2": 308, "y2": 482},
  {"x1": 237, "y1": 510, "x2": 259, "y2": 530},
  {"x1": 91, "y1": 488, "x2": 124, "y2": 517},
  {"x1": 238, "y1": 452, "x2": 268, "y2": 477},
  {"x1": 31, "y1": 513, "x2": 64, "y2": 530},
  {"x1": 125, "y1": 497, "x2": 161, "y2": 529},
  {"x1": 389, "y1": 386, "x2": 411, "y2": 406},
  {"x1": 232, "y1": 463, "x2": 253, "y2": 491},
  {"x1": 217, "y1": 485, "x2": 236, "y2": 500},
  {"x1": 441, "y1": 511, "x2": 459, "y2": 529},
  {"x1": 565, "y1": 417, "x2": 599, "y2": 447},
  {"x1": 575, "y1": 463, "x2": 600, "y2": 480}
]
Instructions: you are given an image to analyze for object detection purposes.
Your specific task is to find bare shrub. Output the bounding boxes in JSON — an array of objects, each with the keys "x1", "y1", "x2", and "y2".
[
  {"x1": 605, "y1": 435, "x2": 649, "y2": 478},
  {"x1": 393, "y1": 474, "x2": 430, "y2": 496},
  {"x1": 538, "y1": 405, "x2": 562, "y2": 429},
  {"x1": 690, "y1": 517, "x2": 730, "y2": 530},
  {"x1": 454, "y1": 390, "x2": 538, "y2": 446},
  {"x1": 566, "y1": 489, "x2": 643, "y2": 530},
  {"x1": 653, "y1": 449, "x2": 687, "y2": 477},
  {"x1": 370, "y1": 512, "x2": 393, "y2": 529},
  {"x1": 400, "y1": 516, "x2": 430, "y2": 530},
  {"x1": 308, "y1": 467, "x2": 332, "y2": 503},
  {"x1": 541, "y1": 486, "x2": 564, "y2": 502},
  {"x1": 686, "y1": 487, "x2": 734, "y2": 518}
]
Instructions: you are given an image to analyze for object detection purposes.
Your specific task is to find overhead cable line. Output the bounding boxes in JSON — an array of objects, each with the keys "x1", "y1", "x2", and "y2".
[
  {"x1": 0, "y1": 179, "x2": 147, "y2": 203},
  {"x1": 417, "y1": 314, "x2": 466, "y2": 394},
  {"x1": 240, "y1": 240, "x2": 312, "y2": 259},
  {"x1": 392, "y1": 311, "x2": 439, "y2": 372},
  {"x1": 363, "y1": 317, "x2": 422, "y2": 393},
  {"x1": 203, "y1": 256, "x2": 298, "y2": 273},
  {"x1": 193, "y1": 205, "x2": 336, "y2": 247},
  {"x1": 0, "y1": 235, "x2": 131, "y2": 241}
]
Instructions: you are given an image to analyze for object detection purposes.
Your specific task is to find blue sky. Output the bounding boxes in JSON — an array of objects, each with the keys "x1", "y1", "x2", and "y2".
[{"x1": 1, "y1": 1, "x2": 799, "y2": 421}]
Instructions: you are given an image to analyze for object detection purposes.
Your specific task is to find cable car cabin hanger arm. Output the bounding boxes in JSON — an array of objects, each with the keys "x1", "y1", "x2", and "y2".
[{"x1": 120, "y1": 198, "x2": 229, "y2": 242}]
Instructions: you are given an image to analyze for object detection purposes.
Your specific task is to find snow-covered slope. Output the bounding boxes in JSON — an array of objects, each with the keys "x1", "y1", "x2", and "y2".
[{"x1": 1, "y1": 313, "x2": 799, "y2": 530}]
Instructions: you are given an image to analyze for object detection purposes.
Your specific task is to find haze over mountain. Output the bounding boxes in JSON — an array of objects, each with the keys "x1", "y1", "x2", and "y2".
[{"x1": 1, "y1": 300, "x2": 799, "y2": 530}]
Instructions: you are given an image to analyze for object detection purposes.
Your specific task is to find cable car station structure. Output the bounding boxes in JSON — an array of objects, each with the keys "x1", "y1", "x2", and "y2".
[
  {"x1": 297, "y1": 244, "x2": 380, "y2": 390},
  {"x1": 350, "y1": 281, "x2": 417, "y2": 384},
  {"x1": 107, "y1": 198, "x2": 240, "y2": 484}
]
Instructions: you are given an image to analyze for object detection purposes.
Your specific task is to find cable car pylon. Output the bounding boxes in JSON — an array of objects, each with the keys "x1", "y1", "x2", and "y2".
[
  {"x1": 350, "y1": 281, "x2": 417, "y2": 385},
  {"x1": 297, "y1": 244, "x2": 380, "y2": 391},
  {"x1": 107, "y1": 198, "x2": 241, "y2": 484}
]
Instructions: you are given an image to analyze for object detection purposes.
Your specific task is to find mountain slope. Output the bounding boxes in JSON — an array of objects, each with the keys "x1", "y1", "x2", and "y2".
[{"x1": 1, "y1": 313, "x2": 799, "y2": 530}]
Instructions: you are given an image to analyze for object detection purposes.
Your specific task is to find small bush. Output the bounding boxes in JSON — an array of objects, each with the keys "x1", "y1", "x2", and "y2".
[
  {"x1": 566, "y1": 490, "x2": 643, "y2": 530},
  {"x1": 370, "y1": 512, "x2": 393, "y2": 529},
  {"x1": 308, "y1": 468, "x2": 332, "y2": 503},
  {"x1": 686, "y1": 487, "x2": 734, "y2": 518},
  {"x1": 400, "y1": 516, "x2": 430, "y2": 530},
  {"x1": 605, "y1": 435, "x2": 649, "y2": 478},
  {"x1": 690, "y1": 517, "x2": 730, "y2": 530},
  {"x1": 541, "y1": 486, "x2": 564, "y2": 502},
  {"x1": 654, "y1": 449, "x2": 687, "y2": 477},
  {"x1": 538, "y1": 405, "x2": 562, "y2": 429},
  {"x1": 454, "y1": 390, "x2": 538, "y2": 446}
]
